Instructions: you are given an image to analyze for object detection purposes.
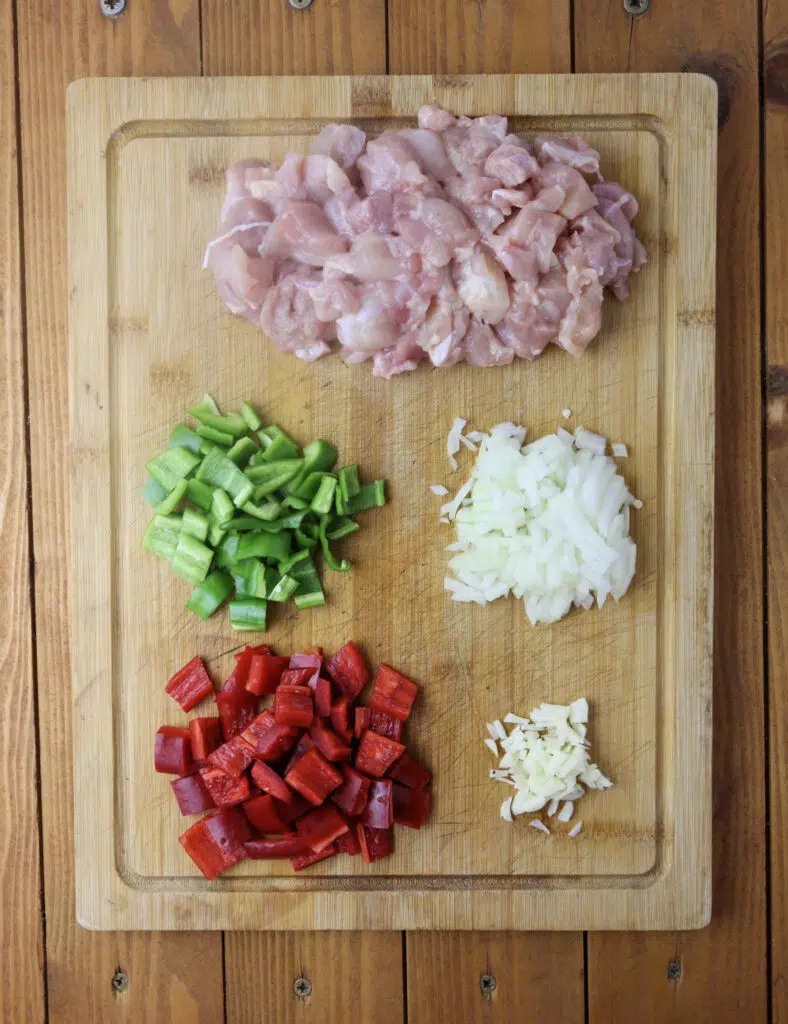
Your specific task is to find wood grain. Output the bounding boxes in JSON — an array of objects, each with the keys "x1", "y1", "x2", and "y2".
[
  {"x1": 765, "y1": 0, "x2": 788, "y2": 1019},
  {"x1": 68, "y1": 73, "x2": 714, "y2": 931},
  {"x1": 575, "y1": 0, "x2": 768, "y2": 1021},
  {"x1": 0, "y1": 0, "x2": 46, "y2": 1020},
  {"x1": 406, "y1": 933, "x2": 585, "y2": 1024},
  {"x1": 16, "y1": 1, "x2": 224, "y2": 1020}
]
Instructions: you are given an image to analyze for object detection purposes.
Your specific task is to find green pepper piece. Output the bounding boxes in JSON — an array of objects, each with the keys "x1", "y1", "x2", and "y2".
[
  {"x1": 267, "y1": 573, "x2": 298, "y2": 603},
  {"x1": 189, "y1": 393, "x2": 221, "y2": 416},
  {"x1": 310, "y1": 476, "x2": 338, "y2": 515},
  {"x1": 285, "y1": 439, "x2": 338, "y2": 495},
  {"x1": 235, "y1": 531, "x2": 292, "y2": 563},
  {"x1": 231, "y1": 558, "x2": 268, "y2": 599},
  {"x1": 241, "y1": 400, "x2": 262, "y2": 432},
  {"x1": 141, "y1": 475, "x2": 169, "y2": 507},
  {"x1": 342, "y1": 479, "x2": 386, "y2": 515},
  {"x1": 288, "y1": 552, "x2": 326, "y2": 609},
  {"x1": 197, "y1": 424, "x2": 236, "y2": 447},
  {"x1": 186, "y1": 570, "x2": 234, "y2": 620},
  {"x1": 146, "y1": 446, "x2": 201, "y2": 492},
  {"x1": 229, "y1": 598, "x2": 268, "y2": 632},
  {"x1": 154, "y1": 478, "x2": 188, "y2": 516},
  {"x1": 187, "y1": 406, "x2": 248, "y2": 438},
  {"x1": 168, "y1": 424, "x2": 203, "y2": 453},
  {"x1": 252, "y1": 474, "x2": 299, "y2": 500},
  {"x1": 276, "y1": 548, "x2": 311, "y2": 576},
  {"x1": 258, "y1": 424, "x2": 300, "y2": 461},
  {"x1": 293, "y1": 471, "x2": 334, "y2": 501},
  {"x1": 197, "y1": 447, "x2": 254, "y2": 507},
  {"x1": 208, "y1": 519, "x2": 228, "y2": 549},
  {"x1": 294, "y1": 527, "x2": 318, "y2": 551},
  {"x1": 326, "y1": 515, "x2": 360, "y2": 541},
  {"x1": 211, "y1": 488, "x2": 236, "y2": 527},
  {"x1": 185, "y1": 478, "x2": 215, "y2": 511},
  {"x1": 338, "y1": 465, "x2": 360, "y2": 502},
  {"x1": 282, "y1": 494, "x2": 309, "y2": 511},
  {"x1": 181, "y1": 506, "x2": 209, "y2": 542},
  {"x1": 227, "y1": 516, "x2": 281, "y2": 533},
  {"x1": 226, "y1": 436, "x2": 258, "y2": 468},
  {"x1": 171, "y1": 532, "x2": 213, "y2": 585},
  {"x1": 245, "y1": 459, "x2": 303, "y2": 484},
  {"x1": 216, "y1": 533, "x2": 242, "y2": 568},
  {"x1": 142, "y1": 514, "x2": 182, "y2": 560},
  {"x1": 242, "y1": 500, "x2": 283, "y2": 522},
  {"x1": 319, "y1": 515, "x2": 351, "y2": 572}
]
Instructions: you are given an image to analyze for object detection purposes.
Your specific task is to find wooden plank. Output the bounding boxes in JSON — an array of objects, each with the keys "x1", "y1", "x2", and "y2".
[
  {"x1": 575, "y1": 2, "x2": 767, "y2": 1022},
  {"x1": 765, "y1": 1, "x2": 788, "y2": 1020},
  {"x1": 16, "y1": 2, "x2": 224, "y2": 1020},
  {"x1": 406, "y1": 933, "x2": 585, "y2": 1024},
  {"x1": 199, "y1": 7, "x2": 401, "y2": 1021},
  {"x1": 0, "y1": 0, "x2": 46, "y2": 1020}
]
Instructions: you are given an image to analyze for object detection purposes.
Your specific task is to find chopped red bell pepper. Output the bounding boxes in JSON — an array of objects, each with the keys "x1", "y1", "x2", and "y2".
[
  {"x1": 309, "y1": 720, "x2": 352, "y2": 762},
  {"x1": 330, "y1": 695, "x2": 353, "y2": 742},
  {"x1": 283, "y1": 733, "x2": 316, "y2": 775},
  {"x1": 215, "y1": 686, "x2": 257, "y2": 741},
  {"x1": 392, "y1": 783, "x2": 431, "y2": 829},
  {"x1": 199, "y1": 765, "x2": 250, "y2": 807},
  {"x1": 324, "y1": 641, "x2": 369, "y2": 698},
  {"x1": 368, "y1": 709, "x2": 403, "y2": 742},
  {"x1": 242, "y1": 793, "x2": 291, "y2": 834},
  {"x1": 240, "y1": 709, "x2": 301, "y2": 762},
  {"x1": 179, "y1": 807, "x2": 252, "y2": 880},
  {"x1": 355, "y1": 730, "x2": 405, "y2": 778},
  {"x1": 357, "y1": 824, "x2": 392, "y2": 864},
  {"x1": 189, "y1": 716, "x2": 223, "y2": 760},
  {"x1": 235, "y1": 643, "x2": 271, "y2": 660},
  {"x1": 312, "y1": 676, "x2": 333, "y2": 718},
  {"x1": 296, "y1": 804, "x2": 349, "y2": 852},
  {"x1": 335, "y1": 828, "x2": 362, "y2": 856},
  {"x1": 207, "y1": 735, "x2": 254, "y2": 776},
  {"x1": 361, "y1": 779, "x2": 394, "y2": 828},
  {"x1": 165, "y1": 656, "x2": 215, "y2": 712},
  {"x1": 369, "y1": 664, "x2": 419, "y2": 721},
  {"x1": 291, "y1": 844, "x2": 337, "y2": 871},
  {"x1": 274, "y1": 684, "x2": 314, "y2": 728},
  {"x1": 224, "y1": 646, "x2": 255, "y2": 694},
  {"x1": 274, "y1": 791, "x2": 312, "y2": 824},
  {"x1": 285, "y1": 747, "x2": 343, "y2": 805},
  {"x1": 330, "y1": 764, "x2": 371, "y2": 817},
  {"x1": 354, "y1": 706, "x2": 372, "y2": 739},
  {"x1": 289, "y1": 652, "x2": 322, "y2": 687},
  {"x1": 250, "y1": 760, "x2": 293, "y2": 804},
  {"x1": 155, "y1": 726, "x2": 193, "y2": 775},
  {"x1": 386, "y1": 752, "x2": 431, "y2": 791},
  {"x1": 171, "y1": 772, "x2": 216, "y2": 815},
  {"x1": 245, "y1": 654, "x2": 289, "y2": 696},
  {"x1": 245, "y1": 835, "x2": 309, "y2": 858}
]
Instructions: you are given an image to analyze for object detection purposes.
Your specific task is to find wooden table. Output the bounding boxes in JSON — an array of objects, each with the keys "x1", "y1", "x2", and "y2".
[{"x1": 0, "y1": 0, "x2": 776, "y2": 1021}]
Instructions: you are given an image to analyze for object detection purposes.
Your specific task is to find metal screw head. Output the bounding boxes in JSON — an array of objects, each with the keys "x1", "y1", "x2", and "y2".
[
  {"x1": 294, "y1": 977, "x2": 312, "y2": 999},
  {"x1": 480, "y1": 974, "x2": 497, "y2": 996},
  {"x1": 112, "y1": 971, "x2": 129, "y2": 994},
  {"x1": 100, "y1": 0, "x2": 126, "y2": 15},
  {"x1": 667, "y1": 960, "x2": 682, "y2": 981},
  {"x1": 288, "y1": 0, "x2": 314, "y2": 8},
  {"x1": 623, "y1": 0, "x2": 649, "y2": 15}
]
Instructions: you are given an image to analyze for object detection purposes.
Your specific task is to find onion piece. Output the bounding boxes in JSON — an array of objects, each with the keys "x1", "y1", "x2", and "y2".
[
  {"x1": 568, "y1": 821, "x2": 583, "y2": 838},
  {"x1": 430, "y1": 483, "x2": 449, "y2": 496},
  {"x1": 529, "y1": 819, "x2": 550, "y2": 835}
]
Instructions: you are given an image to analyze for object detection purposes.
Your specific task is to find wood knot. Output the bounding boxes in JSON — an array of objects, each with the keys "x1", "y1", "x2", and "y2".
[
  {"x1": 766, "y1": 42, "x2": 788, "y2": 106},
  {"x1": 680, "y1": 55, "x2": 738, "y2": 130}
]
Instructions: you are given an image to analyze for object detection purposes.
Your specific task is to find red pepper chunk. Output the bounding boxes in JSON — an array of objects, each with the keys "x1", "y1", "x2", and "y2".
[
  {"x1": 155, "y1": 726, "x2": 193, "y2": 775},
  {"x1": 165, "y1": 656, "x2": 214, "y2": 712},
  {"x1": 289, "y1": 652, "x2": 323, "y2": 687},
  {"x1": 330, "y1": 764, "x2": 371, "y2": 817},
  {"x1": 285, "y1": 748, "x2": 343, "y2": 805},
  {"x1": 207, "y1": 735, "x2": 254, "y2": 776},
  {"x1": 242, "y1": 794, "x2": 291, "y2": 834},
  {"x1": 240, "y1": 709, "x2": 301, "y2": 762},
  {"x1": 215, "y1": 688, "x2": 257, "y2": 742},
  {"x1": 354, "y1": 706, "x2": 372, "y2": 739},
  {"x1": 330, "y1": 695, "x2": 354, "y2": 742},
  {"x1": 368, "y1": 709, "x2": 403, "y2": 742},
  {"x1": 361, "y1": 779, "x2": 394, "y2": 829},
  {"x1": 335, "y1": 828, "x2": 362, "y2": 856},
  {"x1": 392, "y1": 783, "x2": 431, "y2": 829},
  {"x1": 355, "y1": 730, "x2": 405, "y2": 778},
  {"x1": 296, "y1": 804, "x2": 349, "y2": 853},
  {"x1": 179, "y1": 808, "x2": 251, "y2": 880},
  {"x1": 369, "y1": 664, "x2": 419, "y2": 721},
  {"x1": 274, "y1": 684, "x2": 314, "y2": 728},
  {"x1": 324, "y1": 641, "x2": 369, "y2": 699},
  {"x1": 309, "y1": 720, "x2": 352, "y2": 762},
  {"x1": 250, "y1": 760, "x2": 293, "y2": 804},
  {"x1": 283, "y1": 733, "x2": 316, "y2": 775},
  {"x1": 199, "y1": 765, "x2": 250, "y2": 807},
  {"x1": 357, "y1": 824, "x2": 393, "y2": 864},
  {"x1": 171, "y1": 772, "x2": 216, "y2": 815},
  {"x1": 189, "y1": 717, "x2": 223, "y2": 760},
  {"x1": 245, "y1": 654, "x2": 289, "y2": 696},
  {"x1": 279, "y1": 667, "x2": 316, "y2": 689},
  {"x1": 312, "y1": 676, "x2": 333, "y2": 718},
  {"x1": 386, "y1": 752, "x2": 431, "y2": 791},
  {"x1": 245, "y1": 835, "x2": 308, "y2": 859},
  {"x1": 274, "y1": 791, "x2": 312, "y2": 824},
  {"x1": 291, "y1": 844, "x2": 337, "y2": 871}
]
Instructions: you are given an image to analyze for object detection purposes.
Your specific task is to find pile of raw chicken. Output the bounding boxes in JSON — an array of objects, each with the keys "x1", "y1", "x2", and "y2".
[{"x1": 205, "y1": 104, "x2": 646, "y2": 378}]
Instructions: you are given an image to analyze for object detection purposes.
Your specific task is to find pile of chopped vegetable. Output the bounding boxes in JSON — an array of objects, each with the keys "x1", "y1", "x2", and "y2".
[
  {"x1": 486, "y1": 699, "x2": 612, "y2": 838},
  {"x1": 155, "y1": 642, "x2": 431, "y2": 878},
  {"x1": 438, "y1": 419, "x2": 641, "y2": 625},
  {"x1": 142, "y1": 396, "x2": 386, "y2": 630}
]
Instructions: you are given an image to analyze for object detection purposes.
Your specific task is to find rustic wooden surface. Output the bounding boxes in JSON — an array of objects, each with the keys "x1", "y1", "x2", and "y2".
[{"x1": 2, "y1": 0, "x2": 771, "y2": 1015}]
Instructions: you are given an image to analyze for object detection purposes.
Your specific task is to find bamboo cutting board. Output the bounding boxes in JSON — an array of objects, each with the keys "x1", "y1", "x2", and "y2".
[{"x1": 68, "y1": 74, "x2": 716, "y2": 931}]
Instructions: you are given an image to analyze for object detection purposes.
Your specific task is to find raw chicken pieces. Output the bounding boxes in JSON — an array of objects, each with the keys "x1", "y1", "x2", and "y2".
[{"x1": 205, "y1": 107, "x2": 646, "y2": 377}]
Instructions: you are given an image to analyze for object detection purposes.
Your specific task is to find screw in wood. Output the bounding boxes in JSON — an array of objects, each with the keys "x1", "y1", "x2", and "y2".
[
  {"x1": 99, "y1": 0, "x2": 126, "y2": 15},
  {"x1": 288, "y1": 0, "x2": 314, "y2": 9},
  {"x1": 480, "y1": 974, "x2": 497, "y2": 997},
  {"x1": 294, "y1": 977, "x2": 313, "y2": 998},
  {"x1": 667, "y1": 960, "x2": 682, "y2": 981},
  {"x1": 623, "y1": 0, "x2": 649, "y2": 15},
  {"x1": 111, "y1": 971, "x2": 129, "y2": 994}
]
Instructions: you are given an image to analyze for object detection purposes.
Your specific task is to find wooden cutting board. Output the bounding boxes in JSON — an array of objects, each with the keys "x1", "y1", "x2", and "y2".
[{"x1": 68, "y1": 73, "x2": 716, "y2": 931}]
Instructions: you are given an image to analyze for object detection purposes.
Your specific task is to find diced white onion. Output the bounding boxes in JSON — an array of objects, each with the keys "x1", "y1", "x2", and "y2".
[
  {"x1": 430, "y1": 483, "x2": 449, "y2": 496},
  {"x1": 484, "y1": 738, "x2": 499, "y2": 756},
  {"x1": 529, "y1": 819, "x2": 551, "y2": 835},
  {"x1": 547, "y1": 798, "x2": 560, "y2": 818},
  {"x1": 557, "y1": 801, "x2": 575, "y2": 823},
  {"x1": 611, "y1": 442, "x2": 628, "y2": 458},
  {"x1": 500, "y1": 797, "x2": 514, "y2": 822},
  {"x1": 562, "y1": 408, "x2": 572, "y2": 420},
  {"x1": 568, "y1": 821, "x2": 583, "y2": 838}
]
